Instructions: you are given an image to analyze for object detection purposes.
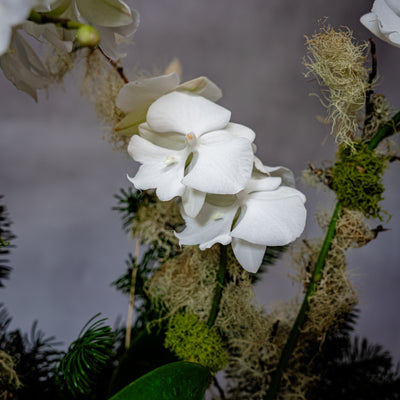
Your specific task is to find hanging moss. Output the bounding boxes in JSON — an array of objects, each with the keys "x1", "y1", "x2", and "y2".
[
  {"x1": 331, "y1": 142, "x2": 388, "y2": 220},
  {"x1": 164, "y1": 312, "x2": 228, "y2": 373}
]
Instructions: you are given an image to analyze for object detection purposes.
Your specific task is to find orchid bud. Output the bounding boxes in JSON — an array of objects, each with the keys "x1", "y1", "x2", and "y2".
[{"x1": 76, "y1": 25, "x2": 100, "y2": 48}]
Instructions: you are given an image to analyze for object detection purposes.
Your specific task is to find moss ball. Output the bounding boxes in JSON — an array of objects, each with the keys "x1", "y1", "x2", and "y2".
[
  {"x1": 164, "y1": 312, "x2": 228, "y2": 373},
  {"x1": 331, "y1": 142, "x2": 388, "y2": 220}
]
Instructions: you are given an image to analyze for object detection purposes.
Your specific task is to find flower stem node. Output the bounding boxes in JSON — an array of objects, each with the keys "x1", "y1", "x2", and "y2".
[{"x1": 76, "y1": 25, "x2": 100, "y2": 48}]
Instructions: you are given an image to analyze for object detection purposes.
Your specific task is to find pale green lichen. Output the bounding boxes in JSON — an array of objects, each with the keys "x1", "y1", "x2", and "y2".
[{"x1": 304, "y1": 24, "x2": 369, "y2": 146}]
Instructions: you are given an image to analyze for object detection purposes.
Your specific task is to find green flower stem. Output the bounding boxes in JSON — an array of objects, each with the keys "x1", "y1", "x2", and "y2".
[
  {"x1": 28, "y1": 9, "x2": 83, "y2": 30},
  {"x1": 265, "y1": 111, "x2": 400, "y2": 400},
  {"x1": 368, "y1": 110, "x2": 400, "y2": 151},
  {"x1": 265, "y1": 201, "x2": 342, "y2": 400},
  {"x1": 207, "y1": 245, "x2": 227, "y2": 328}
]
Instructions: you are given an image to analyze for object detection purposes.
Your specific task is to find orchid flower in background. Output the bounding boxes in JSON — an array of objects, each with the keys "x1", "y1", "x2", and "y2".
[
  {"x1": 360, "y1": 0, "x2": 400, "y2": 47},
  {"x1": 127, "y1": 91, "x2": 255, "y2": 218},
  {"x1": 115, "y1": 72, "x2": 222, "y2": 137},
  {"x1": 42, "y1": 0, "x2": 139, "y2": 59},
  {"x1": 176, "y1": 168, "x2": 307, "y2": 273},
  {"x1": 0, "y1": 0, "x2": 56, "y2": 56}
]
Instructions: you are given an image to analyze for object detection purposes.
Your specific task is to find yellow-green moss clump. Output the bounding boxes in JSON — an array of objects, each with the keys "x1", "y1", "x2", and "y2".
[
  {"x1": 331, "y1": 142, "x2": 388, "y2": 220},
  {"x1": 304, "y1": 24, "x2": 369, "y2": 146},
  {"x1": 165, "y1": 312, "x2": 228, "y2": 373}
]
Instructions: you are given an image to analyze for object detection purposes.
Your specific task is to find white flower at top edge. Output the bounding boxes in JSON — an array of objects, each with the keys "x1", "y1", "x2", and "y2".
[
  {"x1": 176, "y1": 168, "x2": 307, "y2": 273},
  {"x1": 127, "y1": 91, "x2": 256, "y2": 218},
  {"x1": 361, "y1": 0, "x2": 400, "y2": 47},
  {"x1": 115, "y1": 72, "x2": 223, "y2": 137},
  {"x1": 39, "y1": 0, "x2": 139, "y2": 60}
]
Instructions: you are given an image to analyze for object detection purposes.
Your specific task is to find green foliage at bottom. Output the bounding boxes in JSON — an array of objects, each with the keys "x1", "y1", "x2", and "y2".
[
  {"x1": 331, "y1": 142, "x2": 388, "y2": 220},
  {"x1": 108, "y1": 361, "x2": 210, "y2": 400}
]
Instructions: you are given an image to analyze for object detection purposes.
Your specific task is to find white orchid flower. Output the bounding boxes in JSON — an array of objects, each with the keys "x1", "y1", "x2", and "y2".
[
  {"x1": 115, "y1": 72, "x2": 223, "y2": 137},
  {"x1": 42, "y1": 0, "x2": 139, "y2": 59},
  {"x1": 176, "y1": 170, "x2": 307, "y2": 273},
  {"x1": 0, "y1": 0, "x2": 59, "y2": 56},
  {"x1": 361, "y1": 0, "x2": 400, "y2": 47},
  {"x1": 127, "y1": 91, "x2": 255, "y2": 217}
]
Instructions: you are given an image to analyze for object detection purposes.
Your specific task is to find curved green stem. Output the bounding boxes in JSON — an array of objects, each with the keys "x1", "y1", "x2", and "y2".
[
  {"x1": 207, "y1": 245, "x2": 227, "y2": 328},
  {"x1": 265, "y1": 110, "x2": 400, "y2": 400},
  {"x1": 368, "y1": 110, "x2": 400, "y2": 151}
]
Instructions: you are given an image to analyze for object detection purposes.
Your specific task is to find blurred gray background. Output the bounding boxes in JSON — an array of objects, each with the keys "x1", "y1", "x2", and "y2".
[{"x1": 1, "y1": 0, "x2": 400, "y2": 362}]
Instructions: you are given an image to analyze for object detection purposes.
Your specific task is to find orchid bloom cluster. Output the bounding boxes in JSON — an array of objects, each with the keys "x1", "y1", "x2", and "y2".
[
  {"x1": 118, "y1": 74, "x2": 307, "y2": 273},
  {"x1": 0, "y1": 0, "x2": 138, "y2": 99}
]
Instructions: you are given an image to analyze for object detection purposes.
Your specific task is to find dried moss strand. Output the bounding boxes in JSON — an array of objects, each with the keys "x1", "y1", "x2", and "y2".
[
  {"x1": 368, "y1": 110, "x2": 400, "y2": 151},
  {"x1": 207, "y1": 245, "x2": 228, "y2": 328},
  {"x1": 265, "y1": 201, "x2": 342, "y2": 400}
]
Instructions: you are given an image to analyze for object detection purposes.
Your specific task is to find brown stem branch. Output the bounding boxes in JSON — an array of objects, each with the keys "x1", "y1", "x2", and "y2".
[{"x1": 98, "y1": 47, "x2": 129, "y2": 84}]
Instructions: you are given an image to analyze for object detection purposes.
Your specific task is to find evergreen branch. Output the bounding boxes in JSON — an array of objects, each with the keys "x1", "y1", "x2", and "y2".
[
  {"x1": 265, "y1": 111, "x2": 400, "y2": 400},
  {"x1": 58, "y1": 314, "x2": 114, "y2": 397},
  {"x1": 207, "y1": 245, "x2": 227, "y2": 328},
  {"x1": 0, "y1": 197, "x2": 16, "y2": 288}
]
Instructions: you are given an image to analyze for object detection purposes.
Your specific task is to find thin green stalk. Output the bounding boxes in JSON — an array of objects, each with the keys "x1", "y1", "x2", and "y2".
[
  {"x1": 265, "y1": 111, "x2": 400, "y2": 400},
  {"x1": 207, "y1": 245, "x2": 227, "y2": 327},
  {"x1": 28, "y1": 10, "x2": 83, "y2": 30},
  {"x1": 265, "y1": 201, "x2": 341, "y2": 400}
]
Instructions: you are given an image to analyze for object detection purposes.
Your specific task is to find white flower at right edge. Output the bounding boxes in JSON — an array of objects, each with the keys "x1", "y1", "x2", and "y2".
[
  {"x1": 176, "y1": 169, "x2": 307, "y2": 273},
  {"x1": 360, "y1": 0, "x2": 400, "y2": 47}
]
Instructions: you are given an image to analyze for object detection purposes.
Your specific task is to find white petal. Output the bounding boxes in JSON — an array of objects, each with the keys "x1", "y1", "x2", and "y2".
[
  {"x1": 95, "y1": 10, "x2": 139, "y2": 59},
  {"x1": 224, "y1": 122, "x2": 256, "y2": 142},
  {"x1": 76, "y1": 0, "x2": 133, "y2": 27},
  {"x1": 0, "y1": 32, "x2": 50, "y2": 100},
  {"x1": 147, "y1": 91, "x2": 231, "y2": 136},
  {"x1": 177, "y1": 76, "x2": 222, "y2": 102},
  {"x1": 231, "y1": 186, "x2": 306, "y2": 246},
  {"x1": 116, "y1": 73, "x2": 179, "y2": 112},
  {"x1": 0, "y1": 0, "x2": 33, "y2": 55},
  {"x1": 265, "y1": 166, "x2": 295, "y2": 187},
  {"x1": 127, "y1": 135, "x2": 188, "y2": 201},
  {"x1": 139, "y1": 123, "x2": 186, "y2": 150},
  {"x1": 182, "y1": 131, "x2": 253, "y2": 194},
  {"x1": 23, "y1": 20, "x2": 73, "y2": 52},
  {"x1": 372, "y1": 0, "x2": 400, "y2": 33},
  {"x1": 231, "y1": 238, "x2": 266, "y2": 273},
  {"x1": 182, "y1": 187, "x2": 206, "y2": 218},
  {"x1": 176, "y1": 198, "x2": 238, "y2": 249},
  {"x1": 244, "y1": 176, "x2": 282, "y2": 194}
]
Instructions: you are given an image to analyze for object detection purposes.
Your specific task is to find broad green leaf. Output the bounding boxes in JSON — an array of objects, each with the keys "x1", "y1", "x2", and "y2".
[{"x1": 109, "y1": 361, "x2": 210, "y2": 400}]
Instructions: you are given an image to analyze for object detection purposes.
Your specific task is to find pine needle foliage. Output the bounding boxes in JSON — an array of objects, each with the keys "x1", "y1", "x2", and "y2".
[
  {"x1": 307, "y1": 310, "x2": 400, "y2": 400},
  {"x1": 113, "y1": 188, "x2": 153, "y2": 232},
  {"x1": 252, "y1": 245, "x2": 288, "y2": 283},
  {"x1": 58, "y1": 314, "x2": 114, "y2": 397},
  {"x1": 0, "y1": 305, "x2": 64, "y2": 399},
  {"x1": 0, "y1": 196, "x2": 16, "y2": 287}
]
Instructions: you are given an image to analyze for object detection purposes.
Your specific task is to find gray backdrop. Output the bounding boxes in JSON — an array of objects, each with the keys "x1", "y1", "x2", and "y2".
[{"x1": 1, "y1": 0, "x2": 400, "y2": 362}]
